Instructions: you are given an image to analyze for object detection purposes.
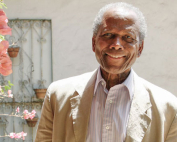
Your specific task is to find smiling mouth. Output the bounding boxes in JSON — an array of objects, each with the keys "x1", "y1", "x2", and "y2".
[{"x1": 106, "y1": 53, "x2": 125, "y2": 59}]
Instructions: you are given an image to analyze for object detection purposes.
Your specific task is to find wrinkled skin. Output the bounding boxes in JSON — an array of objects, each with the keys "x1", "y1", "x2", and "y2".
[{"x1": 92, "y1": 8, "x2": 144, "y2": 89}]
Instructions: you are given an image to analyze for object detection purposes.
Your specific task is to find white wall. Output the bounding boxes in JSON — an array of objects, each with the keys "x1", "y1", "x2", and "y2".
[{"x1": 5, "y1": 0, "x2": 177, "y2": 95}]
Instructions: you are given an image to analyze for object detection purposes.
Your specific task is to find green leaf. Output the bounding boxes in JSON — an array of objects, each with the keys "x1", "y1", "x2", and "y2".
[
  {"x1": 10, "y1": 83, "x2": 14, "y2": 86},
  {"x1": 0, "y1": 35, "x2": 5, "y2": 41},
  {"x1": 0, "y1": 3, "x2": 7, "y2": 9},
  {"x1": 8, "y1": 80, "x2": 11, "y2": 85},
  {"x1": 4, "y1": 86, "x2": 8, "y2": 91},
  {"x1": 3, "y1": 3, "x2": 7, "y2": 9},
  {"x1": 8, "y1": 80, "x2": 14, "y2": 87},
  {"x1": 4, "y1": 85, "x2": 10, "y2": 91}
]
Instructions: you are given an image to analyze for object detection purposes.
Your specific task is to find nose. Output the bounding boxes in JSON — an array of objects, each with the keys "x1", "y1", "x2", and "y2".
[{"x1": 110, "y1": 37, "x2": 123, "y2": 50}]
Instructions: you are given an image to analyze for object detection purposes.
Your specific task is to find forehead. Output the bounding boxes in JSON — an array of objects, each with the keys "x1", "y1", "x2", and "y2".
[{"x1": 101, "y1": 8, "x2": 139, "y2": 32}]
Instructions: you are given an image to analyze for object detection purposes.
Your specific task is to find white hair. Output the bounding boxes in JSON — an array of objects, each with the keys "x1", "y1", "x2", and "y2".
[{"x1": 93, "y1": 2, "x2": 147, "y2": 42}]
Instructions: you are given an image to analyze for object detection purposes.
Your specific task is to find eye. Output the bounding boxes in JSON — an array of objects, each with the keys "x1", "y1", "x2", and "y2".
[
  {"x1": 102, "y1": 33, "x2": 114, "y2": 38},
  {"x1": 122, "y1": 35, "x2": 136, "y2": 43},
  {"x1": 126, "y1": 35, "x2": 131, "y2": 39}
]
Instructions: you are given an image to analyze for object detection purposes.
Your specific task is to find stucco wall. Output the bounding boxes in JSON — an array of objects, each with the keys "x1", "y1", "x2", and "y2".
[{"x1": 5, "y1": 0, "x2": 177, "y2": 95}]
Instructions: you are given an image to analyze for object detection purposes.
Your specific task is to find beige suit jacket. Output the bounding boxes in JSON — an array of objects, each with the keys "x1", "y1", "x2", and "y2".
[{"x1": 35, "y1": 69, "x2": 177, "y2": 142}]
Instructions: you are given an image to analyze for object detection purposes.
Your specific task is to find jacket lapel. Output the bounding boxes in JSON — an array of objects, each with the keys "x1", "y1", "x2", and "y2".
[
  {"x1": 70, "y1": 69, "x2": 151, "y2": 142},
  {"x1": 70, "y1": 70, "x2": 97, "y2": 142},
  {"x1": 125, "y1": 71, "x2": 152, "y2": 142}
]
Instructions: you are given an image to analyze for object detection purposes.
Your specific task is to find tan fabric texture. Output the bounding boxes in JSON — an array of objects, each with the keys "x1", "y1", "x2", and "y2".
[{"x1": 35, "y1": 70, "x2": 177, "y2": 142}]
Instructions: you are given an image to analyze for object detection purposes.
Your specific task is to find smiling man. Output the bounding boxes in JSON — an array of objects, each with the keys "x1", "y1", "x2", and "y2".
[
  {"x1": 35, "y1": 2, "x2": 177, "y2": 142},
  {"x1": 92, "y1": 7, "x2": 143, "y2": 90}
]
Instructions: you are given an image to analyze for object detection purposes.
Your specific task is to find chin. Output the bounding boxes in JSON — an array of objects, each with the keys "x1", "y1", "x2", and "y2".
[{"x1": 101, "y1": 65, "x2": 130, "y2": 75}]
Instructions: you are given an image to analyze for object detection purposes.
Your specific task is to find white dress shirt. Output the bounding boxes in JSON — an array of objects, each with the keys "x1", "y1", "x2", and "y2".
[{"x1": 86, "y1": 68, "x2": 134, "y2": 142}]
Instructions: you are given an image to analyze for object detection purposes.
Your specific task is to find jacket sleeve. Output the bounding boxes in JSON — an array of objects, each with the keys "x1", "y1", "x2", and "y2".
[
  {"x1": 165, "y1": 113, "x2": 177, "y2": 142},
  {"x1": 35, "y1": 88, "x2": 54, "y2": 142}
]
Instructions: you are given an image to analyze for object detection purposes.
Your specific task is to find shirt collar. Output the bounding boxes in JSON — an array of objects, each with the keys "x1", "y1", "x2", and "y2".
[
  {"x1": 94, "y1": 67, "x2": 134, "y2": 100},
  {"x1": 122, "y1": 69, "x2": 134, "y2": 100},
  {"x1": 94, "y1": 67, "x2": 104, "y2": 95}
]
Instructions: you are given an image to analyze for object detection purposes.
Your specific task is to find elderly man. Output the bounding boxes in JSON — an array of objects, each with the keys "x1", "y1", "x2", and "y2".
[{"x1": 35, "y1": 2, "x2": 177, "y2": 142}]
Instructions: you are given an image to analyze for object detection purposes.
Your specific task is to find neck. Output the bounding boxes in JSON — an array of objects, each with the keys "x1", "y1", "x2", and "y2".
[{"x1": 100, "y1": 68, "x2": 130, "y2": 90}]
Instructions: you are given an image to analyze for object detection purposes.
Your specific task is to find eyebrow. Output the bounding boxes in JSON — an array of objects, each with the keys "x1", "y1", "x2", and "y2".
[{"x1": 102, "y1": 28, "x2": 136, "y2": 35}]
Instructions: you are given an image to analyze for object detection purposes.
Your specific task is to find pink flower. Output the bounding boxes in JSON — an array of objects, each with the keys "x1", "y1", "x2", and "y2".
[
  {"x1": 23, "y1": 114, "x2": 29, "y2": 119},
  {"x1": 8, "y1": 94, "x2": 13, "y2": 98},
  {"x1": 16, "y1": 107, "x2": 20, "y2": 113},
  {"x1": 0, "y1": 10, "x2": 8, "y2": 24},
  {"x1": 9, "y1": 132, "x2": 15, "y2": 138},
  {"x1": 23, "y1": 110, "x2": 37, "y2": 119},
  {"x1": 14, "y1": 133, "x2": 21, "y2": 139},
  {"x1": 8, "y1": 90, "x2": 13, "y2": 98},
  {"x1": 8, "y1": 90, "x2": 11, "y2": 95},
  {"x1": 0, "y1": 15, "x2": 7, "y2": 23},
  {"x1": 31, "y1": 110, "x2": 36, "y2": 114},
  {"x1": 0, "y1": 54, "x2": 12, "y2": 69},
  {"x1": 9, "y1": 131, "x2": 27, "y2": 140},
  {"x1": 0, "y1": 10, "x2": 11, "y2": 35},
  {"x1": 0, "y1": 40, "x2": 9, "y2": 54},
  {"x1": 29, "y1": 113, "x2": 35, "y2": 120},
  {"x1": 0, "y1": 23, "x2": 11, "y2": 35},
  {"x1": 0, "y1": 53, "x2": 12, "y2": 76},
  {"x1": 23, "y1": 110, "x2": 28, "y2": 114},
  {"x1": 0, "y1": 10, "x2": 6, "y2": 16},
  {"x1": 7, "y1": 90, "x2": 13, "y2": 98},
  {"x1": 20, "y1": 131, "x2": 27, "y2": 140},
  {"x1": 23, "y1": 110, "x2": 29, "y2": 119}
]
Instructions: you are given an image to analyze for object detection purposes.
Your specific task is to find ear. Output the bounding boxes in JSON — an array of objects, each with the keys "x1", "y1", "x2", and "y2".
[
  {"x1": 137, "y1": 41, "x2": 144, "y2": 57},
  {"x1": 92, "y1": 36, "x2": 96, "y2": 52}
]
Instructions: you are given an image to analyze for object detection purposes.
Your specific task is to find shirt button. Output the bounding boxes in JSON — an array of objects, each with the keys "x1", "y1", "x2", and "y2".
[
  {"x1": 109, "y1": 100, "x2": 113, "y2": 104},
  {"x1": 101, "y1": 82, "x2": 104, "y2": 86},
  {"x1": 106, "y1": 126, "x2": 109, "y2": 130}
]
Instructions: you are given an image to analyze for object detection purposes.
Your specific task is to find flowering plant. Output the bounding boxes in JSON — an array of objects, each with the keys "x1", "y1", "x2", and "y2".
[
  {"x1": 0, "y1": 1, "x2": 34, "y2": 140},
  {"x1": 0, "y1": 1, "x2": 13, "y2": 99},
  {"x1": 0, "y1": 1, "x2": 12, "y2": 76},
  {"x1": 9, "y1": 131, "x2": 27, "y2": 140},
  {"x1": 0, "y1": 107, "x2": 37, "y2": 140},
  {"x1": 16, "y1": 107, "x2": 37, "y2": 120},
  {"x1": 0, "y1": 131, "x2": 27, "y2": 140},
  {"x1": 0, "y1": 80, "x2": 14, "y2": 99},
  {"x1": 1, "y1": 107, "x2": 36, "y2": 119}
]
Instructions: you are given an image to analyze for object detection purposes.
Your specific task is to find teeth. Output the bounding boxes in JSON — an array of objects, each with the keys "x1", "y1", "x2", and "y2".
[{"x1": 108, "y1": 54, "x2": 122, "y2": 58}]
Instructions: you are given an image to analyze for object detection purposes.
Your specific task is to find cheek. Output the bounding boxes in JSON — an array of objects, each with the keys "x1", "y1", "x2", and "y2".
[
  {"x1": 95, "y1": 40, "x2": 107, "y2": 55},
  {"x1": 128, "y1": 45, "x2": 139, "y2": 56},
  {"x1": 124, "y1": 47, "x2": 138, "y2": 64},
  {"x1": 97, "y1": 39, "x2": 107, "y2": 49},
  {"x1": 95, "y1": 47, "x2": 103, "y2": 60}
]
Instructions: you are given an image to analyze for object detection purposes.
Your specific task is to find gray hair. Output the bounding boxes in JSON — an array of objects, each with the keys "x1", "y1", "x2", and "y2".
[{"x1": 93, "y1": 2, "x2": 147, "y2": 42}]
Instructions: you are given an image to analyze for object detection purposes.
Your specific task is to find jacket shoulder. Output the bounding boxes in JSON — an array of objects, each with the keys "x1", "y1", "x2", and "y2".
[
  {"x1": 139, "y1": 77, "x2": 177, "y2": 110},
  {"x1": 47, "y1": 70, "x2": 96, "y2": 97}
]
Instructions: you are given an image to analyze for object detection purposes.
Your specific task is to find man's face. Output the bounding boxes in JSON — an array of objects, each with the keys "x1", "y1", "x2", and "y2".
[{"x1": 92, "y1": 8, "x2": 143, "y2": 75}]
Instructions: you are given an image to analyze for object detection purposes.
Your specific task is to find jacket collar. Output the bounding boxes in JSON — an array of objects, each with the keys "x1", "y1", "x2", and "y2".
[
  {"x1": 125, "y1": 71, "x2": 152, "y2": 142},
  {"x1": 70, "y1": 69, "x2": 98, "y2": 142}
]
